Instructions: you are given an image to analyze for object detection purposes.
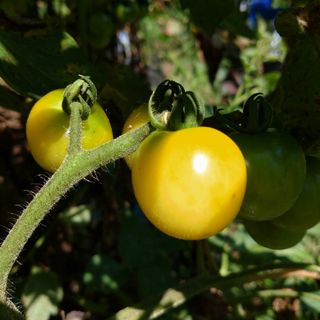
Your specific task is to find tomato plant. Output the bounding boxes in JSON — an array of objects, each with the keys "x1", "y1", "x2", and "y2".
[
  {"x1": 26, "y1": 89, "x2": 113, "y2": 172},
  {"x1": 243, "y1": 218, "x2": 306, "y2": 250},
  {"x1": 131, "y1": 126, "x2": 247, "y2": 240},
  {"x1": 122, "y1": 104, "x2": 149, "y2": 168},
  {"x1": 231, "y1": 131, "x2": 306, "y2": 221},
  {"x1": 272, "y1": 156, "x2": 320, "y2": 232}
]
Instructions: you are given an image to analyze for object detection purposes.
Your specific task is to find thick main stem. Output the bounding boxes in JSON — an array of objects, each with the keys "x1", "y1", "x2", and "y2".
[{"x1": 0, "y1": 108, "x2": 152, "y2": 302}]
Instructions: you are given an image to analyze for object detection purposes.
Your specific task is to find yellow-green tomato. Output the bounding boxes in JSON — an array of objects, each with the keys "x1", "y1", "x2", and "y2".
[
  {"x1": 26, "y1": 89, "x2": 113, "y2": 172},
  {"x1": 122, "y1": 104, "x2": 149, "y2": 168},
  {"x1": 131, "y1": 127, "x2": 247, "y2": 240}
]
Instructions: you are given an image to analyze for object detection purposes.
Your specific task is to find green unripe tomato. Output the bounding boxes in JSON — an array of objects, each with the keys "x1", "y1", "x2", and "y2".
[
  {"x1": 231, "y1": 131, "x2": 306, "y2": 221},
  {"x1": 272, "y1": 156, "x2": 320, "y2": 232},
  {"x1": 243, "y1": 219, "x2": 305, "y2": 250}
]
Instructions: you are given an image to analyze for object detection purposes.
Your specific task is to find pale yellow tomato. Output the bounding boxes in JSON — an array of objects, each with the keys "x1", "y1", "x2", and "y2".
[{"x1": 26, "y1": 89, "x2": 113, "y2": 172}]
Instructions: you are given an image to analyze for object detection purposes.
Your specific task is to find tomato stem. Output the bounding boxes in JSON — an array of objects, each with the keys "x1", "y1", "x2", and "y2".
[
  {"x1": 68, "y1": 101, "x2": 83, "y2": 154},
  {"x1": 0, "y1": 121, "x2": 152, "y2": 308}
]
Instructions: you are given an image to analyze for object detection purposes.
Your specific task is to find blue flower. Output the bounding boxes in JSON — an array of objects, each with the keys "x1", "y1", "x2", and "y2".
[{"x1": 248, "y1": 0, "x2": 284, "y2": 30}]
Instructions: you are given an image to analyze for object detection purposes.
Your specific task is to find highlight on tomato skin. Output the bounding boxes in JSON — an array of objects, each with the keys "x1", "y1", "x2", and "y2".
[
  {"x1": 131, "y1": 126, "x2": 247, "y2": 240},
  {"x1": 26, "y1": 89, "x2": 113, "y2": 173}
]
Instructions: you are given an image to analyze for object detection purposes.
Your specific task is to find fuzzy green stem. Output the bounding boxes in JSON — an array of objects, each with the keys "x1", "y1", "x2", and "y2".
[
  {"x1": 67, "y1": 102, "x2": 82, "y2": 155},
  {"x1": 0, "y1": 103, "x2": 152, "y2": 302}
]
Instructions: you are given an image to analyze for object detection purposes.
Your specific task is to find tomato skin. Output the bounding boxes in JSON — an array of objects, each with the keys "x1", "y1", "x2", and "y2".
[
  {"x1": 272, "y1": 156, "x2": 320, "y2": 232},
  {"x1": 243, "y1": 219, "x2": 305, "y2": 250},
  {"x1": 122, "y1": 104, "x2": 149, "y2": 168},
  {"x1": 132, "y1": 127, "x2": 247, "y2": 240},
  {"x1": 231, "y1": 131, "x2": 306, "y2": 221},
  {"x1": 26, "y1": 89, "x2": 113, "y2": 172}
]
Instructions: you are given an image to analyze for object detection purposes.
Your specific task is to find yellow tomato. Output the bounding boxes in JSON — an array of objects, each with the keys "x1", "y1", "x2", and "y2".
[
  {"x1": 122, "y1": 104, "x2": 149, "y2": 168},
  {"x1": 26, "y1": 89, "x2": 113, "y2": 172},
  {"x1": 131, "y1": 127, "x2": 247, "y2": 240}
]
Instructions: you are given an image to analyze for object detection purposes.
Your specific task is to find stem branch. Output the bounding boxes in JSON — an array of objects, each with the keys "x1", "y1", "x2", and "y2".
[
  {"x1": 0, "y1": 111, "x2": 152, "y2": 302},
  {"x1": 68, "y1": 102, "x2": 82, "y2": 155}
]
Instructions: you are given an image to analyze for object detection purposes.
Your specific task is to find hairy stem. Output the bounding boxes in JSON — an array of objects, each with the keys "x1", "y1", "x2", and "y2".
[
  {"x1": 0, "y1": 101, "x2": 152, "y2": 301},
  {"x1": 67, "y1": 102, "x2": 82, "y2": 155}
]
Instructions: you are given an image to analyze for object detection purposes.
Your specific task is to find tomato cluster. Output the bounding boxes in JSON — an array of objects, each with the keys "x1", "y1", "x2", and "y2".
[
  {"x1": 26, "y1": 90, "x2": 320, "y2": 247},
  {"x1": 122, "y1": 104, "x2": 320, "y2": 247},
  {"x1": 231, "y1": 131, "x2": 318, "y2": 249}
]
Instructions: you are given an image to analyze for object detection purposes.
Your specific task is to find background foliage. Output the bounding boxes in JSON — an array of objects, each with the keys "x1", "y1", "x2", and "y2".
[{"x1": 0, "y1": 0, "x2": 320, "y2": 319}]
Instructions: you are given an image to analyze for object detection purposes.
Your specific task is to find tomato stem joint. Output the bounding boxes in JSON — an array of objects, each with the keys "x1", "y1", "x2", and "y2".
[
  {"x1": 214, "y1": 93, "x2": 273, "y2": 134},
  {"x1": 240, "y1": 93, "x2": 273, "y2": 133},
  {"x1": 148, "y1": 79, "x2": 205, "y2": 131},
  {"x1": 62, "y1": 75, "x2": 97, "y2": 120}
]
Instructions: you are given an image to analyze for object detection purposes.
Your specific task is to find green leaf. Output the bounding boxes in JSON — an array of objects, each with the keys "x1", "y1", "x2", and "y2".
[
  {"x1": 99, "y1": 63, "x2": 151, "y2": 118},
  {"x1": 59, "y1": 205, "x2": 91, "y2": 227},
  {"x1": 137, "y1": 260, "x2": 176, "y2": 297},
  {"x1": 118, "y1": 210, "x2": 186, "y2": 268},
  {"x1": 270, "y1": 34, "x2": 320, "y2": 144},
  {"x1": 0, "y1": 30, "x2": 94, "y2": 98},
  {"x1": 0, "y1": 0, "x2": 31, "y2": 20},
  {"x1": 83, "y1": 254, "x2": 128, "y2": 294},
  {"x1": 180, "y1": 0, "x2": 236, "y2": 35},
  {"x1": 301, "y1": 291, "x2": 320, "y2": 312},
  {"x1": 0, "y1": 84, "x2": 24, "y2": 112},
  {"x1": 221, "y1": 10, "x2": 255, "y2": 38},
  {"x1": 22, "y1": 269, "x2": 63, "y2": 320}
]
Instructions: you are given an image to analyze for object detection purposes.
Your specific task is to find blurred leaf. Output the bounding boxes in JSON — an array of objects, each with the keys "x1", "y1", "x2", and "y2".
[
  {"x1": 256, "y1": 314, "x2": 275, "y2": 320},
  {"x1": 118, "y1": 210, "x2": 186, "y2": 268},
  {"x1": 270, "y1": 34, "x2": 320, "y2": 143},
  {"x1": 0, "y1": 0, "x2": 31, "y2": 19},
  {"x1": 83, "y1": 254, "x2": 128, "y2": 294},
  {"x1": 221, "y1": 10, "x2": 255, "y2": 38},
  {"x1": 22, "y1": 269, "x2": 63, "y2": 320},
  {"x1": 59, "y1": 205, "x2": 91, "y2": 227},
  {"x1": 305, "y1": 221, "x2": 320, "y2": 237},
  {"x1": 137, "y1": 260, "x2": 176, "y2": 297},
  {"x1": 0, "y1": 84, "x2": 24, "y2": 112},
  {"x1": 52, "y1": 0, "x2": 71, "y2": 18},
  {"x1": 301, "y1": 291, "x2": 320, "y2": 312},
  {"x1": 99, "y1": 63, "x2": 151, "y2": 118},
  {"x1": 180, "y1": 0, "x2": 236, "y2": 35},
  {"x1": 0, "y1": 30, "x2": 94, "y2": 98},
  {"x1": 209, "y1": 221, "x2": 317, "y2": 276}
]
